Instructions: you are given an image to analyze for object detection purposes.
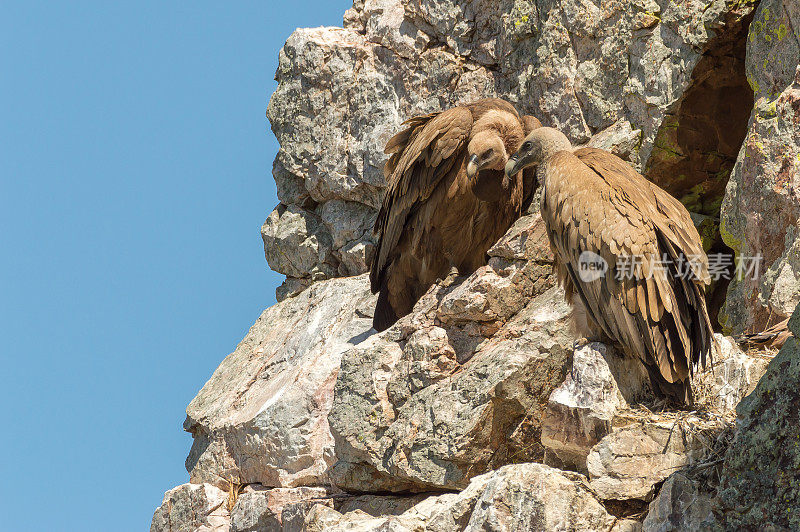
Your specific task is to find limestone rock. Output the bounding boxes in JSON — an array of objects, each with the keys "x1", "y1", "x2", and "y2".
[
  {"x1": 720, "y1": 0, "x2": 800, "y2": 333},
  {"x1": 325, "y1": 214, "x2": 572, "y2": 492},
  {"x1": 486, "y1": 212, "x2": 552, "y2": 262},
  {"x1": 229, "y1": 486, "x2": 328, "y2": 532},
  {"x1": 586, "y1": 120, "x2": 643, "y2": 163},
  {"x1": 293, "y1": 463, "x2": 616, "y2": 531},
  {"x1": 541, "y1": 343, "x2": 628, "y2": 473},
  {"x1": 716, "y1": 305, "x2": 800, "y2": 530},
  {"x1": 329, "y1": 280, "x2": 573, "y2": 492},
  {"x1": 183, "y1": 275, "x2": 376, "y2": 490},
  {"x1": 587, "y1": 415, "x2": 725, "y2": 501},
  {"x1": 150, "y1": 483, "x2": 229, "y2": 532},
  {"x1": 642, "y1": 472, "x2": 717, "y2": 532},
  {"x1": 261, "y1": 204, "x2": 336, "y2": 281},
  {"x1": 693, "y1": 334, "x2": 772, "y2": 414}
]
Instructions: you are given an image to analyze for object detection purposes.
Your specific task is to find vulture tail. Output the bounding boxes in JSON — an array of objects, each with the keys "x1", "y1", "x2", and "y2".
[
  {"x1": 373, "y1": 278, "x2": 398, "y2": 332},
  {"x1": 644, "y1": 363, "x2": 693, "y2": 407}
]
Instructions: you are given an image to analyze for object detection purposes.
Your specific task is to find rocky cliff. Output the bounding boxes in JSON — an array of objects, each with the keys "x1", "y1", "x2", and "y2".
[{"x1": 153, "y1": 0, "x2": 800, "y2": 530}]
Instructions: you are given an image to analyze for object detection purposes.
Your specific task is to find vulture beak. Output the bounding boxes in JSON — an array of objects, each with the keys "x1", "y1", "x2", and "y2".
[
  {"x1": 505, "y1": 155, "x2": 524, "y2": 179},
  {"x1": 466, "y1": 154, "x2": 480, "y2": 179}
]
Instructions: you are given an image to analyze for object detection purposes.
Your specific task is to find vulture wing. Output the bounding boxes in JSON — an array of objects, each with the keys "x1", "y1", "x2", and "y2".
[
  {"x1": 543, "y1": 149, "x2": 714, "y2": 402},
  {"x1": 370, "y1": 107, "x2": 473, "y2": 293}
]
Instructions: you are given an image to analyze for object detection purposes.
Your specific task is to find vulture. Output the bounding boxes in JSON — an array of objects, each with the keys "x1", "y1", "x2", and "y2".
[
  {"x1": 370, "y1": 98, "x2": 542, "y2": 331},
  {"x1": 505, "y1": 127, "x2": 715, "y2": 405}
]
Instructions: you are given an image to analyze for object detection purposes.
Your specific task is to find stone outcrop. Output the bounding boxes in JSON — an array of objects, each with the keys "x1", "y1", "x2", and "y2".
[
  {"x1": 540, "y1": 343, "x2": 630, "y2": 473},
  {"x1": 297, "y1": 464, "x2": 617, "y2": 531},
  {"x1": 587, "y1": 415, "x2": 724, "y2": 502},
  {"x1": 229, "y1": 486, "x2": 328, "y2": 532},
  {"x1": 151, "y1": 483, "x2": 229, "y2": 532},
  {"x1": 720, "y1": 0, "x2": 800, "y2": 333},
  {"x1": 641, "y1": 472, "x2": 717, "y2": 531},
  {"x1": 329, "y1": 284, "x2": 573, "y2": 492},
  {"x1": 153, "y1": 0, "x2": 800, "y2": 529},
  {"x1": 183, "y1": 275, "x2": 375, "y2": 490},
  {"x1": 716, "y1": 305, "x2": 800, "y2": 530}
]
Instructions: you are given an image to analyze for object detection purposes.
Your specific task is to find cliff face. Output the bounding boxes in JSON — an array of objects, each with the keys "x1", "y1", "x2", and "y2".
[{"x1": 153, "y1": 0, "x2": 800, "y2": 530}]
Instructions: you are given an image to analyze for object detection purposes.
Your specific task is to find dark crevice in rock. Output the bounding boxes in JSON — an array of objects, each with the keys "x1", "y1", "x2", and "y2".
[
  {"x1": 602, "y1": 497, "x2": 649, "y2": 520},
  {"x1": 644, "y1": 9, "x2": 757, "y2": 329}
]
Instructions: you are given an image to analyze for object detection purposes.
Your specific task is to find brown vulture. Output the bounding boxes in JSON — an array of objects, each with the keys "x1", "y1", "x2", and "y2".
[
  {"x1": 370, "y1": 98, "x2": 541, "y2": 332},
  {"x1": 506, "y1": 127, "x2": 714, "y2": 405}
]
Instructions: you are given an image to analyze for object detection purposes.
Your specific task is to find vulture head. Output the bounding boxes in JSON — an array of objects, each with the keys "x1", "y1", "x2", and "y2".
[
  {"x1": 505, "y1": 127, "x2": 572, "y2": 179},
  {"x1": 466, "y1": 122, "x2": 521, "y2": 202}
]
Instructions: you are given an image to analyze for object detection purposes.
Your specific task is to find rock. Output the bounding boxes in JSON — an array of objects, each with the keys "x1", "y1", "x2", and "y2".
[
  {"x1": 587, "y1": 414, "x2": 725, "y2": 501},
  {"x1": 229, "y1": 486, "x2": 328, "y2": 532},
  {"x1": 150, "y1": 483, "x2": 229, "y2": 532},
  {"x1": 363, "y1": 0, "x2": 431, "y2": 59},
  {"x1": 327, "y1": 214, "x2": 574, "y2": 492},
  {"x1": 642, "y1": 472, "x2": 717, "y2": 532},
  {"x1": 286, "y1": 504, "x2": 358, "y2": 532},
  {"x1": 280, "y1": 493, "x2": 428, "y2": 530},
  {"x1": 720, "y1": 0, "x2": 800, "y2": 333},
  {"x1": 693, "y1": 334, "x2": 772, "y2": 414},
  {"x1": 291, "y1": 463, "x2": 616, "y2": 531},
  {"x1": 586, "y1": 120, "x2": 643, "y2": 162},
  {"x1": 275, "y1": 276, "x2": 311, "y2": 303},
  {"x1": 614, "y1": 521, "x2": 644, "y2": 532},
  {"x1": 716, "y1": 305, "x2": 800, "y2": 530},
  {"x1": 183, "y1": 275, "x2": 376, "y2": 490},
  {"x1": 541, "y1": 343, "x2": 628, "y2": 473},
  {"x1": 261, "y1": 204, "x2": 336, "y2": 282},
  {"x1": 336, "y1": 493, "x2": 429, "y2": 517},
  {"x1": 423, "y1": 463, "x2": 615, "y2": 531},
  {"x1": 329, "y1": 279, "x2": 574, "y2": 492},
  {"x1": 486, "y1": 212, "x2": 552, "y2": 262}
]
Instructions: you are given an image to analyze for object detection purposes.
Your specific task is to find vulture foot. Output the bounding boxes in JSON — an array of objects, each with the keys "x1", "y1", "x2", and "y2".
[{"x1": 572, "y1": 337, "x2": 591, "y2": 351}]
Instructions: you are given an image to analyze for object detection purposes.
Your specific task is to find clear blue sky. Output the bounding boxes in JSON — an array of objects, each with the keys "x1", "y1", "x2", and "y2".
[{"x1": 1, "y1": 2, "x2": 350, "y2": 530}]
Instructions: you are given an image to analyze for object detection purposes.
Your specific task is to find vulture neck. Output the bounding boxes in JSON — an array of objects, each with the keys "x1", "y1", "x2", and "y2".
[
  {"x1": 540, "y1": 133, "x2": 572, "y2": 164},
  {"x1": 538, "y1": 133, "x2": 572, "y2": 186}
]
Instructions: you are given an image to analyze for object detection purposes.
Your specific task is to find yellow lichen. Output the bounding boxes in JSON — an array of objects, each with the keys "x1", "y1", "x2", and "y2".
[
  {"x1": 747, "y1": 75, "x2": 760, "y2": 94},
  {"x1": 720, "y1": 218, "x2": 743, "y2": 256}
]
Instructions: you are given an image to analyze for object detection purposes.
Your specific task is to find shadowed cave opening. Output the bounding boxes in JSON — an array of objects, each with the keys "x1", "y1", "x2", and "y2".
[{"x1": 644, "y1": 9, "x2": 755, "y2": 330}]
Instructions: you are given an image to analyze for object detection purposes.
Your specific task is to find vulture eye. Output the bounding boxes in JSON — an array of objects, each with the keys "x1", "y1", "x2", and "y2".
[
  {"x1": 522, "y1": 142, "x2": 532, "y2": 151},
  {"x1": 481, "y1": 149, "x2": 494, "y2": 160}
]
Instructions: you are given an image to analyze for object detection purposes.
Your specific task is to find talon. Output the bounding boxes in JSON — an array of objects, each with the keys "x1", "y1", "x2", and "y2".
[{"x1": 572, "y1": 337, "x2": 590, "y2": 351}]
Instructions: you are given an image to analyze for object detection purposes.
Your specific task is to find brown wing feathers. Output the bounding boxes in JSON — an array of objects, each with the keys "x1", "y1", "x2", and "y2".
[{"x1": 371, "y1": 108, "x2": 472, "y2": 294}]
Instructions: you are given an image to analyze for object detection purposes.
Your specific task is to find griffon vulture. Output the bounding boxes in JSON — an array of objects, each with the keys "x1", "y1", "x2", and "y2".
[
  {"x1": 506, "y1": 127, "x2": 714, "y2": 405},
  {"x1": 370, "y1": 98, "x2": 541, "y2": 331}
]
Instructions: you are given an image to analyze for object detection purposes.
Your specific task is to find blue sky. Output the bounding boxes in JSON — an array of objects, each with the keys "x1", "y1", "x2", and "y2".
[{"x1": 1, "y1": 2, "x2": 351, "y2": 530}]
